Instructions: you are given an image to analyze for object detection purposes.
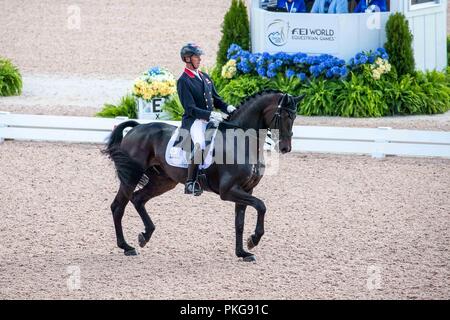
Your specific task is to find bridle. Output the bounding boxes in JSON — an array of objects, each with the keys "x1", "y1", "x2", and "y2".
[{"x1": 269, "y1": 94, "x2": 297, "y2": 140}]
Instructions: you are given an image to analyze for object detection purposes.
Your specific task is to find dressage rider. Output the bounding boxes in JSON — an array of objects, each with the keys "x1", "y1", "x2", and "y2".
[{"x1": 177, "y1": 43, "x2": 236, "y2": 196}]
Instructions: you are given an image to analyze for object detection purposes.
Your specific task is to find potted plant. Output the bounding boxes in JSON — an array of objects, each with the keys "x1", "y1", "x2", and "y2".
[{"x1": 132, "y1": 67, "x2": 176, "y2": 120}]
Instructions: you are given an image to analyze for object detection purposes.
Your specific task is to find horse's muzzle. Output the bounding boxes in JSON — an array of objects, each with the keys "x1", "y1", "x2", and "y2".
[{"x1": 279, "y1": 139, "x2": 292, "y2": 154}]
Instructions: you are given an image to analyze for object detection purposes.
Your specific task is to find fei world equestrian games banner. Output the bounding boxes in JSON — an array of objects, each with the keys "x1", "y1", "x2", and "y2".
[{"x1": 264, "y1": 14, "x2": 340, "y2": 54}]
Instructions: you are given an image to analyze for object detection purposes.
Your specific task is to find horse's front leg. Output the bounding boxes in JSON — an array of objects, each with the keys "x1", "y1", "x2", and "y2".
[
  {"x1": 221, "y1": 186, "x2": 266, "y2": 262},
  {"x1": 235, "y1": 204, "x2": 255, "y2": 262}
]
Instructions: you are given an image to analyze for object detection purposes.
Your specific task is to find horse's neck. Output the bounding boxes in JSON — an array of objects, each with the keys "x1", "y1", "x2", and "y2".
[
  {"x1": 233, "y1": 100, "x2": 269, "y2": 131},
  {"x1": 230, "y1": 98, "x2": 275, "y2": 157}
]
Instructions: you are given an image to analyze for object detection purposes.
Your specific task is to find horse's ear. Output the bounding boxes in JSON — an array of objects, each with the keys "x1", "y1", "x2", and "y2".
[
  {"x1": 278, "y1": 93, "x2": 288, "y2": 106},
  {"x1": 294, "y1": 94, "x2": 305, "y2": 105}
]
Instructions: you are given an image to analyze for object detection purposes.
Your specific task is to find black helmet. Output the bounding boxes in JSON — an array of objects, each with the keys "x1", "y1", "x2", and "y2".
[{"x1": 180, "y1": 43, "x2": 204, "y2": 61}]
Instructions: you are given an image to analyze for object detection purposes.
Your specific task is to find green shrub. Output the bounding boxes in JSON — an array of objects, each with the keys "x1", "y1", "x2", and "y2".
[
  {"x1": 97, "y1": 94, "x2": 137, "y2": 118},
  {"x1": 297, "y1": 79, "x2": 339, "y2": 116},
  {"x1": 219, "y1": 74, "x2": 271, "y2": 106},
  {"x1": 334, "y1": 73, "x2": 387, "y2": 117},
  {"x1": 270, "y1": 73, "x2": 303, "y2": 94},
  {"x1": 162, "y1": 94, "x2": 184, "y2": 120},
  {"x1": 446, "y1": 67, "x2": 450, "y2": 86},
  {"x1": 447, "y1": 35, "x2": 450, "y2": 66},
  {"x1": 216, "y1": 0, "x2": 250, "y2": 70},
  {"x1": 414, "y1": 71, "x2": 450, "y2": 114},
  {"x1": 0, "y1": 57, "x2": 22, "y2": 96},
  {"x1": 384, "y1": 13, "x2": 415, "y2": 76},
  {"x1": 382, "y1": 75, "x2": 424, "y2": 115}
]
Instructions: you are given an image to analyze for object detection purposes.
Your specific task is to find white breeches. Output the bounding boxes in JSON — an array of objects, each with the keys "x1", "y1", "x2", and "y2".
[{"x1": 190, "y1": 119, "x2": 208, "y2": 150}]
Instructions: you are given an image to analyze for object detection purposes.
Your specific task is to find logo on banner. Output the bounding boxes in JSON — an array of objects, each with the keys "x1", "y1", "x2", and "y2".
[
  {"x1": 267, "y1": 19, "x2": 289, "y2": 47},
  {"x1": 292, "y1": 28, "x2": 336, "y2": 41}
]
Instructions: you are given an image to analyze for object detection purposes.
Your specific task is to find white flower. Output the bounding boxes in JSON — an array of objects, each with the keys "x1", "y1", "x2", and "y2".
[{"x1": 372, "y1": 69, "x2": 381, "y2": 80}]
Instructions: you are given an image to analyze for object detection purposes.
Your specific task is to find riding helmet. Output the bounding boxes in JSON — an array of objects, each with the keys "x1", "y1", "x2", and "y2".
[{"x1": 180, "y1": 43, "x2": 204, "y2": 61}]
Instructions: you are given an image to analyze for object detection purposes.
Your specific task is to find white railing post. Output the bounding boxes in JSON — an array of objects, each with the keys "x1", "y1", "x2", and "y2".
[
  {"x1": 0, "y1": 111, "x2": 11, "y2": 144},
  {"x1": 372, "y1": 127, "x2": 392, "y2": 159}
]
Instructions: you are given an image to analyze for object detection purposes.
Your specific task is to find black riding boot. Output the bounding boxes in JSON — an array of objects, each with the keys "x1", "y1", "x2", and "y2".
[{"x1": 185, "y1": 148, "x2": 203, "y2": 196}]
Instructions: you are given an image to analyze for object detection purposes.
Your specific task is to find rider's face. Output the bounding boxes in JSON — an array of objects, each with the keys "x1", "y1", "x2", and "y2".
[{"x1": 187, "y1": 55, "x2": 201, "y2": 69}]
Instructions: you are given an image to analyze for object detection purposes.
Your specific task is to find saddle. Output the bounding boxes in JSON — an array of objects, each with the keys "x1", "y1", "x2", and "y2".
[{"x1": 165, "y1": 125, "x2": 218, "y2": 171}]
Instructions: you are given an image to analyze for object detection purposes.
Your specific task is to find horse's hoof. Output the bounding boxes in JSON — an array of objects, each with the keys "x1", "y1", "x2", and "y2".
[
  {"x1": 243, "y1": 255, "x2": 256, "y2": 263},
  {"x1": 138, "y1": 233, "x2": 147, "y2": 248},
  {"x1": 124, "y1": 248, "x2": 138, "y2": 256},
  {"x1": 247, "y1": 236, "x2": 256, "y2": 250}
]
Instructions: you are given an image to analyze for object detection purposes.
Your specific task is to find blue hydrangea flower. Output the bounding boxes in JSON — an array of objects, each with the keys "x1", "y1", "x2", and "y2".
[
  {"x1": 376, "y1": 47, "x2": 386, "y2": 55},
  {"x1": 297, "y1": 73, "x2": 307, "y2": 81},
  {"x1": 326, "y1": 69, "x2": 334, "y2": 78},
  {"x1": 330, "y1": 66, "x2": 340, "y2": 76},
  {"x1": 359, "y1": 55, "x2": 368, "y2": 64},
  {"x1": 227, "y1": 43, "x2": 242, "y2": 59},
  {"x1": 285, "y1": 69, "x2": 295, "y2": 78},
  {"x1": 257, "y1": 67, "x2": 267, "y2": 77},
  {"x1": 238, "y1": 59, "x2": 252, "y2": 74},
  {"x1": 226, "y1": 43, "x2": 387, "y2": 80},
  {"x1": 309, "y1": 65, "x2": 321, "y2": 77},
  {"x1": 318, "y1": 63, "x2": 327, "y2": 72},
  {"x1": 266, "y1": 70, "x2": 277, "y2": 78},
  {"x1": 268, "y1": 62, "x2": 278, "y2": 71},
  {"x1": 148, "y1": 67, "x2": 161, "y2": 75}
]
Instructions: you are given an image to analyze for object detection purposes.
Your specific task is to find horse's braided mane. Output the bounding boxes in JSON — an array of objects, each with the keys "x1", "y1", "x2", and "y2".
[{"x1": 230, "y1": 89, "x2": 283, "y2": 120}]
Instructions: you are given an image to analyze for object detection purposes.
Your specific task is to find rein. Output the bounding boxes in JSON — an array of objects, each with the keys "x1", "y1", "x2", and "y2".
[{"x1": 220, "y1": 93, "x2": 296, "y2": 139}]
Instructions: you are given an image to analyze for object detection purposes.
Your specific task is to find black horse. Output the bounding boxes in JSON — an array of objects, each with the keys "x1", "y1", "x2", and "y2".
[{"x1": 103, "y1": 90, "x2": 304, "y2": 261}]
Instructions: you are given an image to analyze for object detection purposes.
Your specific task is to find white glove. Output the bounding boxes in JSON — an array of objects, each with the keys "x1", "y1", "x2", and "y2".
[
  {"x1": 209, "y1": 111, "x2": 224, "y2": 127},
  {"x1": 365, "y1": 5, "x2": 377, "y2": 13},
  {"x1": 227, "y1": 105, "x2": 236, "y2": 114}
]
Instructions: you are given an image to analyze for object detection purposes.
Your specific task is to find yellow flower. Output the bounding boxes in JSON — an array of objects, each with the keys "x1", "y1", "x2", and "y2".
[
  {"x1": 221, "y1": 59, "x2": 237, "y2": 79},
  {"x1": 133, "y1": 69, "x2": 176, "y2": 100}
]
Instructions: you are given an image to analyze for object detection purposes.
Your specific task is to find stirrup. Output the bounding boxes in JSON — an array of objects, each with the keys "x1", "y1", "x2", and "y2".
[{"x1": 184, "y1": 180, "x2": 202, "y2": 196}]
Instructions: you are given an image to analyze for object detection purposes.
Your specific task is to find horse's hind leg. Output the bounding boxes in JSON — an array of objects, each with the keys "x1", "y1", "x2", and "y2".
[
  {"x1": 111, "y1": 183, "x2": 137, "y2": 256},
  {"x1": 131, "y1": 171, "x2": 177, "y2": 248}
]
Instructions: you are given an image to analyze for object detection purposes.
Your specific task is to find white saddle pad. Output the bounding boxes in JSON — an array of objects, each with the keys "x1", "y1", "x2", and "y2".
[{"x1": 165, "y1": 128, "x2": 218, "y2": 169}]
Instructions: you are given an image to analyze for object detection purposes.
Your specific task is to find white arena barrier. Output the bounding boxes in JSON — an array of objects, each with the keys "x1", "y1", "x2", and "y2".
[
  {"x1": 0, "y1": 112, "x2": 449, "y2": 159},
  {"x1": 0, "y1": 112, "x2": 179, "y2": 144}
]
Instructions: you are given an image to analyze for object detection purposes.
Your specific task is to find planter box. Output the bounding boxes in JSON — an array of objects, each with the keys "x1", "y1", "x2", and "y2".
[
  {"x1": 251, "y1": 0, "x2": 448, "y2": 71},
  {"x1": 137, "y1": 97, "x2": 168, "y2": 120}
]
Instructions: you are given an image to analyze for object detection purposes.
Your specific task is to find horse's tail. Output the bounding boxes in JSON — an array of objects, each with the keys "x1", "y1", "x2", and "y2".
[
  {"x1": 104, "y1": 120, "x2": 140, "y2": 151},
  {"x1": 102, "y1": 120, "x2": 147, "y2": 188}
]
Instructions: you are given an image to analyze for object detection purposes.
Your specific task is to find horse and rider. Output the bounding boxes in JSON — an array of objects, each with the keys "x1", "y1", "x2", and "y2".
[{"x1": 103, "y1": 43, "x2": 304, "y2": 261}]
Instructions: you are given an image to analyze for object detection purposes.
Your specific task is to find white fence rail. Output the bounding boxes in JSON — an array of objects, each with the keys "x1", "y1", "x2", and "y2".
[
  {"x1": 1, "y1": 112, "x2": 450, "y2": 158},
  {"x1": 291, "y1": 126, "x2": 450, "y2": 158}
]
